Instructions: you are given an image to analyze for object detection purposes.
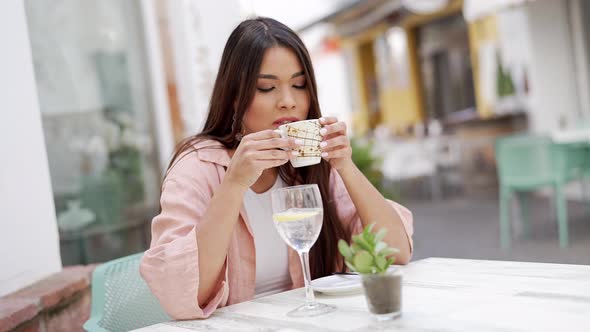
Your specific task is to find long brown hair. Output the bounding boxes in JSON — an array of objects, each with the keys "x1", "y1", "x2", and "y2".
[{"x1": 167, "y1": 17, "x2": 349, "y2": 278}]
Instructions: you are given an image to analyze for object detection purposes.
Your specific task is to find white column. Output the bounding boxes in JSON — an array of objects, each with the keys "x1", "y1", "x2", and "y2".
[
  {"x1": 301, "y1": 25, "x2": 354, "y2": 134},
  {"x1": 525, "y1": 0, "x2": 579, "y2": 133},
  {"x1": 166, "y1": 0, "x2": 241, "y2": 137},
  {"x1": 140, "y1": 0, "x2": 174, "y2": 173},
  {"x1": 0, "y1": 0, "x2": 61, "y2": 296},
  {"x1": 569, "y1": 0, "x2": 590, "y2": 121}
]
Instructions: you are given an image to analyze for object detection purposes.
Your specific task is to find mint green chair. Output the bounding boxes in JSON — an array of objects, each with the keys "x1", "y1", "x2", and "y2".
[
  {"x1": 84, "y1": 253, "x2": 170, "y2": 331},
  {"x1": 496, "y1": 135, "x2": 586, "y2": 248},
  {"x1": 576, "y1": 121, "x2": 590, "y2": 201}
]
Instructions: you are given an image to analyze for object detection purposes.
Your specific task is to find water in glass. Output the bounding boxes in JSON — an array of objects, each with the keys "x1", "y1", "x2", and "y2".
[{"x1": 272, "y1": 208, "x2": 323, "y2": 252}]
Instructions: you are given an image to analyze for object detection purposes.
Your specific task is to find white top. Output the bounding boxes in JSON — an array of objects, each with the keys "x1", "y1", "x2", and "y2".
[{"x1": 243, "y1": 176, "x2": 291, "y2": 298}]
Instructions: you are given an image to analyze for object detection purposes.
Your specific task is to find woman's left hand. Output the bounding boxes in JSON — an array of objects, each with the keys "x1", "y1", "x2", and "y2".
[{"x1": 319, "y1": 117, "x2": 355, "y2": 171}]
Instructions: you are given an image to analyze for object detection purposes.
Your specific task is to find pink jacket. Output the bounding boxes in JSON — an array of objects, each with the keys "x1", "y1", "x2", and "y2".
[{"x1": 140, "y1": 140, "x2": 414, "y2": 320}]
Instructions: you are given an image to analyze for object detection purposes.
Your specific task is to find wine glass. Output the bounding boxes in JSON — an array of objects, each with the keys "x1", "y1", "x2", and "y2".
[{"x1": 271, "y1": 184, "x2": 337, "y2": 317}]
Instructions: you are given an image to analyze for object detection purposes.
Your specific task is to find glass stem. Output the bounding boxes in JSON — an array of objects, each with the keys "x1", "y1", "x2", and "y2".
[{"x1": 299, "y1": 250, "x2": 315, "y2": 306}]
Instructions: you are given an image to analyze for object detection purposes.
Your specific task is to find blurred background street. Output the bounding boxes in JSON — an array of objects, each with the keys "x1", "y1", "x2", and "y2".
[{"x1": 409, "y1": 195, "x2": 590, "y2": 264}]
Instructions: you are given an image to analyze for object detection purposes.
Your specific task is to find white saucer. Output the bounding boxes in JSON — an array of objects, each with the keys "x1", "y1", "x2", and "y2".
[{"x1": 311, "y1": 274, "x2": 362, "y2": 295}]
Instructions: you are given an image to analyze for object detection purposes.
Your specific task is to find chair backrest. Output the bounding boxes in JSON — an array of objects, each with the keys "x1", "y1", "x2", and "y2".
[
  {"x1": 84, "y1": 253, "x2": 170, "y2": 332},
  {"x1": 495, "y1": 135, "x2": 555, "y2": 184}
]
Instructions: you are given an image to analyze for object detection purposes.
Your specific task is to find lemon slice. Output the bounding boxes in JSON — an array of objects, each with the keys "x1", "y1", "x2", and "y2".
[{"x1": 273, "y1": 211, "x2": 320, "y2": 222}]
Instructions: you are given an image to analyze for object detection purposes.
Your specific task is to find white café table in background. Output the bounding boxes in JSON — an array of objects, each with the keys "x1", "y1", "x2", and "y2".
[
  {"x1": 551, "y1": 128, "x2": 590, "y2": 144},
  {"x1": 133, "y1": 258, "x2": 590, "y2": 332}
]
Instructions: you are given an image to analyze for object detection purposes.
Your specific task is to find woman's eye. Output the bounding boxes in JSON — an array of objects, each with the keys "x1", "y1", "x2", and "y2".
[
  {"x1": 293, "y1": 83, "x2": 307, "y2": 89},
  {"x1": 257, "y1": 86, "x2": 275, "y2": 92}
]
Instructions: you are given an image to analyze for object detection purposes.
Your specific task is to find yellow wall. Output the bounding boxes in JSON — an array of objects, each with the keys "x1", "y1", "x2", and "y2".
[
  {"x1": 346, "y1": 25, "x2": 425, "y2": 135},
  {"x1": 344, "y1": 24, "x2": 388, "y2": 136},
  {"x1": 378, "y1": 27, "x2": 425, "y2": 133},
  {"x1": 467, "y1": 15, "x2": 499, "y2": 118},
  {"x1": 374, "y1": 0, "x2": 464, "y2": 133},
  {"x1": 346, "y1": 0, "x2": 480, "y2": 134},
  {"x1": 400, "y1": 0, "x2": 464, "y2": 29},
  {"x1": 351, "y1": 44, "x2": 370, "y2": 135}
]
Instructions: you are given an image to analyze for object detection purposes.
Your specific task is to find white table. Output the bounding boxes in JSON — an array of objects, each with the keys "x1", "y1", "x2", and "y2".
[
  {"x1": 551, "y1": 128, "x2": 590, "y2": 144},
  {"x1": 133, "y1": 258, "x2": 590, "y2": 332}
]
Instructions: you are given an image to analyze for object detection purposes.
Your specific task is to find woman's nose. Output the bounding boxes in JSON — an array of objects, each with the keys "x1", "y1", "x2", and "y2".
[{"x1": 278, "y1": 90, "x2": 296, "y2": 110}]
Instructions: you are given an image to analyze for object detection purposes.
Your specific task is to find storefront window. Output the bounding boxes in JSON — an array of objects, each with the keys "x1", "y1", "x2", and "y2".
[
  {"x1": 417, "y1": 14, "x2": 476, "y2": 120},
  {"x1": 24, "y1": 0, "x2": 161, "y2": 265}
]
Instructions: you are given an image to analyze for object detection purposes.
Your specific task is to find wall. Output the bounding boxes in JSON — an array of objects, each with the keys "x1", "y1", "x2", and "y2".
[
  {"x1": 301, "y1": 24, "x2": 355, "y2": 134},
  {"x1": 569, "y1": 0, "x2": 590, "y2": 121},
  {"x1": 350, "y1": 43, "x2": 371, "y2": 136},
  {"x1": 466, "y1": 0, "x2": 579, "y2": 131},
  {"x1": 467, "y1": 15, "x2": 500, "y2": 118},
  {"x1": 464, "y1": 0, "x2": 530, "y2": 22},
  {"x1": 140, "y1": 0, "x2": 175, "y2": 175},
  {"x1": 0, "y1": 0, "x2": 61, "y2": 296},
  {"x1": 525, "y1": 0, "x2": 579, "y2": 133},
  {"x1": 468, "y1": 8, "x2": 534, "y2": 119},
  {"x1": 378, "y1": 27, "x2": 425, "y2": 133},
  {"x1": 344, "y1": 24, "x2": 389, "y2": 136},
  {"x1": 165, "y1": 0, "x2": 241, "y2": 137},
  {"x1": 317, "y1": 52, "x2": 355, "y2": 129}
]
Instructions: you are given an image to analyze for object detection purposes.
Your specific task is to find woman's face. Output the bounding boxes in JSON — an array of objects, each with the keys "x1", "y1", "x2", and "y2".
[{"x1": 241, "y1": 47, "x2": 310, "y2": 134}]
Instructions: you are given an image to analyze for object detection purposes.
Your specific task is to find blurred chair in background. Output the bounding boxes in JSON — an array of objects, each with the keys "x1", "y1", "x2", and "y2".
[{"x1": 496, "y1": 135, "x2": 587, "y2": 248}]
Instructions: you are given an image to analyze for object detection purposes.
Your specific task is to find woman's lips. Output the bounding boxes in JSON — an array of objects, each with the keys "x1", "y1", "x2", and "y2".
[{"x1": 273, "y1": 117, "x2": 300, "y2": 126}]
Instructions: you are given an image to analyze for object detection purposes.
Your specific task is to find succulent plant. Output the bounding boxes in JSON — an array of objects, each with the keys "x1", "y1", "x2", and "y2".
[{"x1": 338, "y1": 223, "x2": 400, "y2": 274}]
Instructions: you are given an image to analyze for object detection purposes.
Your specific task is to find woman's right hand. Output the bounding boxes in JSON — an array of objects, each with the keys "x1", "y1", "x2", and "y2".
[{"x1": 225, "y1": 130, "x2": 300, "y2": 189}]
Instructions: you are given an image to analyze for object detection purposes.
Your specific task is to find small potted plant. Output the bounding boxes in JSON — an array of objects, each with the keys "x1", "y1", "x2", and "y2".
[{"x1": 338, "y1": 224, "x2": 402, "y2": 320}]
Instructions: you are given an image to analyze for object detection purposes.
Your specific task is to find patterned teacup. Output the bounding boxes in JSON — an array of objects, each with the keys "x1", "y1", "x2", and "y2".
[{"x1": 275, "y1": 119, "x2": 322, "y2": 168}]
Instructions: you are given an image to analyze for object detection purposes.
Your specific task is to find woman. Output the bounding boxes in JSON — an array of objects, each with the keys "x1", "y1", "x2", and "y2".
[{"x1": 140, "y1": 17, "x2": 413, "y2": 320}]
